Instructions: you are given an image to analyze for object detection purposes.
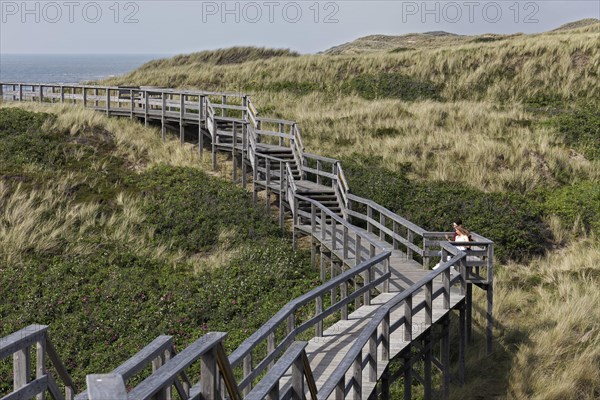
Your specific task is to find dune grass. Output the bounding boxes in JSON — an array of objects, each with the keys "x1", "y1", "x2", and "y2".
[
  {"x1": 103, "y1": 24, "x2": 600, "y2": 193},
  {"x1": 2, "y1": 21, "x2": 599, "y2": 399},
  {"x1": 453, "y1": 236, "x2": 600, "y2": 399}
]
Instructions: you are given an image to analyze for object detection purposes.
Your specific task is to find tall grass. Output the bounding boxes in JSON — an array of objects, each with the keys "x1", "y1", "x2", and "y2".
[
  {"x1": 102, "y1": 24, "x2": 600, "y2": 193},
  {"x1": 456, "y1": 237, "x2": 600, "y2": 399}
]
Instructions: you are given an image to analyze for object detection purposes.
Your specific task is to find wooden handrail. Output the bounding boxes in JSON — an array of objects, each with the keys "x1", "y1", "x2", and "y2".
[
  {"x1": 1, "y1": 325, "x2": 77, "y2": 400},
  {"x1": 245, "y1": 341, "x2": 317, "y2": 400},
  {"x1": 127, "y1": 332, "x2": 241, "y2": 400},
  {"x1": 228, "y1": 252, "x2": 390, "y2": 388},
  {"x1": 74, "y1": 335, "x2": 173, "y2": 400},
  {"x1": 318, "y1": 246, "x2": 466, "y2": 400}
]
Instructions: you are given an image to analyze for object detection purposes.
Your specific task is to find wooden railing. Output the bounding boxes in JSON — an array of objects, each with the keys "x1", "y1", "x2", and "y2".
[
  {"x1": 0, "y1": 324, "x2": 77, "y2": 400},
  {"x1": 317, "y1": 242, "x2": 468, "y2": 400},
  {"x1": 346, "y1": 193, "x2": 427, "y2": 264},
  {"x1": 1, "y1": 81, "x2": 495, "y2": 398},
  {"x1": 85, "y1": 332, "x2": 241, "y2": 400},
  {"x1": 74, "y1": 336, "x2": 175, "y2": 400},
  {"x1": 245, "y1": 341, "x2": 317, "y2": 400}
]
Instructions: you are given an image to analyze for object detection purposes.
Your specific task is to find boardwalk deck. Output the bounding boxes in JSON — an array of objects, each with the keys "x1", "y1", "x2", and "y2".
[{"x1": 292, "y1": 222, "x2": 463, "y2": 398}]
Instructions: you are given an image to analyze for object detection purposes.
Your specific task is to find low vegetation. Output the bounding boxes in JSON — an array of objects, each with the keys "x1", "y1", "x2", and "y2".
[
  {"x1": 0, "y1": 106, "x2": 318, "y2": 390},
  {"x1": 2, "y1": 18, "x2": 599, "y2": 400}
]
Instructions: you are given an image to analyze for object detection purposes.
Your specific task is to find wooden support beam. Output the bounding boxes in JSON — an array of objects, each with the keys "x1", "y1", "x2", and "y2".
[
  {"x1": 200, "y1": 347, "x2": 217, "y2": 400},
  {"x1": 403, "y1": 345, "x2": 412, "y2": 400},
  {"x1": 161, "y1": 93, "x2": 166, "y2": 141},
  {"x1": 36, "y1": 338, "x2": 46, "y2": 400},
  {"x1": 180, "y1": 95, "x2": 185, "y2": 145},
  {"x1": 243, "y1": 353, "x2": 252, "y2": 396},
  {"x1": 459, "y1": 304, "x2": 466, "y2": 385},
  {"x1": 424, "y1": 331, "x2": 432, "y2": 400},
  {"x1": 441, "y1": 316, "x2": 450, "y2": 399},
  {"x1": 14, "y1": 347, "x2": 31, "y2": 390},
  {"x1": 466, "y1": 283, "x2": 473, "y2": 343}
]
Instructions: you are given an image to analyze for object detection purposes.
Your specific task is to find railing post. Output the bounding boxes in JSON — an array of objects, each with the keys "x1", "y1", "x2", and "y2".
[
  {"x1": 266, "y1": 159, "x2": 271, "y2": 213},
  {"x1": 343, "y1": 225, "x2": 349, "y2": 260},
  {"x1": 425, "y1": 280, "x2": 432, "y2": 325},
  {"x1": 200, "y1": 347, "x2": 217, "y2": 400},
  {"x1": 39, "y1": 85, "x2": 43, "y2": 103},
  {"x1": 243, "y1": 353, "x2": 252, "y2": 396},
  {"x1": 379, "y1": 214, "x2": 385, "y2": 240},
  {"x1": 404, "y1": 295, "x2": 412, "y2": 342},
  {"x1": 331, "y1": 217, "x2": 337, "y2": 250},
  {"x1": 291, "y1": 356, "x2": 304, "y2": 400},
  {"x1": 487, "y1": 243, "x2": 494, "y2": 355},
  {"x1": 393, "y1": 221, "x2": 399, "y2": 250},
  {"x1": 36, "y1": 336, "x2": 46, "y2": 400},
  {"x1": 315, "y1": 296, "x2": 323, "y2": 337},
  {"x1": 198, "y1": 97, "x2": 205, "y2": 159},
  {"x1": 407, "y1": 230, "x2": 414, "y2": 260},
  {"x1": 383, "y1": 257, "x2": 390, "y2": 293},
  {"x1": 424, "y1": 330, "x2": 432, "y2": 400},
  {"x1": 321, "y1": 209, "x2": 326, "y2": 241},
  {"x1": 87, "y1": 374, "x2": 127, "y2": 400},
  {"x1": 353, "y1": 351, "x2": 362, "y2": 400},
  {"x1": 106, "y1": 88, "x2": 110, "y2": 115},
  {"x1": 83, "y1": 87, "x2": 87, "y2": 107},
  {"x1": 242, "y1": 121, "x2": 247, "y2": 188},
  {"x1": 267, "y1": 332, "x2": 276, "y2": 370},
  {"x1": 316, "y1": 160, "x2": 322, "y2": 185},
  {"x1": 18, "y1": 83, "x2": 22, "y2": 101},
  {"x1": 355, "y1": 236, "x2": 362, "y2": 309},
  {"x1": 367, "y1": 205, "x2": 373, "y2": 233},
  {"x1": 335, "y1": 377, "x2": 345, "y2": 400},
  {"x1": 369, "y1": 331, "x2": 377, "y2": 382},
  {"x1": 279, "y1": 160, "x2": 285, "y2": 231},
  {"x1": 161, "y1": 92, "x2": 166, "y2": 141},
  {"x1": 60, "y1": 85, "x2": 64, "y2": 103},
  {"x1": 232, "y1": 121, "x2": 238, "y2": 181},
  {"x1": 130, "y1": 89, "x2": 135, "y2": 119},
  {"x1": 13, "y1": 346, "x2": 30, "y2": 390},
  {"x1": 341, "y1": 280, "x2": 348, "y2": 320},
  {"x1": 145, "y1": 91, "x2": 149, "y2": 127},
  {"x1": 180, "y1": 94, "x2": 185, "y2": 144},
  {"x1": 94, "y1": 88, "x2": 98, "y2": 107},
  {"x1": 382, "y1": 312, "x2": 390, "y2": 361}
]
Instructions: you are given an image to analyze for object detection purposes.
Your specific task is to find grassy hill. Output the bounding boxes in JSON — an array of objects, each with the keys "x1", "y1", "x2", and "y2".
[
  {"x1": 1, "y1": 19, "x2": 599, "y2": 399},
  {"x1": 101, "y1": 20, "x2": 600, "y2": 399},
  {"x1": 0, "y1": 104, "x2": 318, "y2": 390}
]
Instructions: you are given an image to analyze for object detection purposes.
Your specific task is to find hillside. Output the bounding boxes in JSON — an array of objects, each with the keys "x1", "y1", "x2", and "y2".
[
  {"x1": 0, "y1": 104, "x2": 318, "y2": 390},
  {"x1": 99, "y1": 20, "x2": 600, "y2": 398},
  {"x1": 322, "y1": 18, "x2": 599, "y2": 54}
]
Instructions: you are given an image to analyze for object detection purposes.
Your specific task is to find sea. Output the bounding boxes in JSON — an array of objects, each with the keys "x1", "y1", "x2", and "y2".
[{"x1": 0, "y1": 54, "x2": 168, "y2": 84}]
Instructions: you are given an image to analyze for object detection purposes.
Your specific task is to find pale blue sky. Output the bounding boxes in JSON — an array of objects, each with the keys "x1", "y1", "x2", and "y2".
[{"x1": 1, "y1": 1, "x2": 598, "y2": 55}]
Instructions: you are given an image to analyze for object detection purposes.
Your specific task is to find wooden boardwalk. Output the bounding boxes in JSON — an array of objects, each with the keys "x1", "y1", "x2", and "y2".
[
  {"x1": 290, "y1": 222, "x2": 464, "y2": 398},
  {"x1": 0, "y1": 83, "x2": 493, "y2": 400}
]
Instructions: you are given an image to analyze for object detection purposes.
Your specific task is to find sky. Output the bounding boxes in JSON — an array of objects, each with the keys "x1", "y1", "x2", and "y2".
[{"x1": 1, "y1": 0, "x2": 598, "y2": 55}]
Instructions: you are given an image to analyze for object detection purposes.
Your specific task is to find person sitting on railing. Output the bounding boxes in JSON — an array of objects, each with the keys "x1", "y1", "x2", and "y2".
[
  {"x1": 451, "y1": 225, "x2": 473, "y2": 251},
  {"x1": 433, "y1": 220, "x2": 472, "y2": 271}
]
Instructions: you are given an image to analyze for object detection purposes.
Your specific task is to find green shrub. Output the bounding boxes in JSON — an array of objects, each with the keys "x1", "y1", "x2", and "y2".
[
  {"x1": 542, "y1": 181, "x2": 600, "y2": 235},
  {"x1": 343, "y1": 159, "x2": 550, "y2": 261},
  {"x1": 342, "y1": 72, "x2": 441, "y2": 101},
  {"x1": 0, "y1": 240, "x2": 314, "y2": 390},
  {"x1": 547, "y1": 103, "x2": 600, "y2": 160},
  {"x1": 134, "y1": 165, "x2": 280, "y2": 253}
]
